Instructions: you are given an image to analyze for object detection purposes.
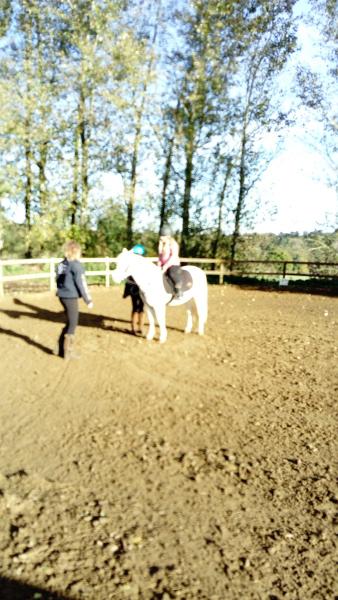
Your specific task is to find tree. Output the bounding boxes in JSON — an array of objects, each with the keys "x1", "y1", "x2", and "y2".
[
  {"x1": 110, "y1": 0, "x2": 164, "y2": 247},
  {"x1": 296, "y1": 0, "x2": 337, "y2": 202},
  {"x1": 0, "y1": 0, "x2": 151, "y2": 255},
  {"x1": 166, "y1": 0, "x2": 241, "y2": 255},
  {"x1": 54, "y1": 0, "x2": 127, "y2": 226},
  {"x1": 210, "y1": 153, "x2": 234, "y2": 258},
  {"x1": 228, "y1": 0, "x2": 297, "y2": 268}
]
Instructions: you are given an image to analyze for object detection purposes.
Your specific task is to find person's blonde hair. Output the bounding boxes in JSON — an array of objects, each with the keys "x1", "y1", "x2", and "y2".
[{"x1": 64, "y1": 240, "x2": 81, "y2": 260}]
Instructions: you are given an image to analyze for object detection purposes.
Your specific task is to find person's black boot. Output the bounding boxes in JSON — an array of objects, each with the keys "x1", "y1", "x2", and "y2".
[{"x1": 53, "y1": 331, "x2": 65, "y2": 357}]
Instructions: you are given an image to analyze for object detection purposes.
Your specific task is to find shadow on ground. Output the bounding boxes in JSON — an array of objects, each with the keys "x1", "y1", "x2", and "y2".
[
  {"x1": 0, "y1": 298, "x2": 131, "y2": 329},
  {"x1": 209, "y1": 275, "x2": 338, "y2": 297},
  {"x1": 0, "y1": 575, "x2": 71, "y2": 600},
  {"x1": 0, "y1": 298, "x2": 186, "y2": 354}
]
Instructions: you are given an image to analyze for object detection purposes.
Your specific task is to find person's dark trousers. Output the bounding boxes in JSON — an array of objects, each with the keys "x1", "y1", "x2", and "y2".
[
  {"x1": 56, "y1": 297, "x2": 79, "y2": 357},
  {"x1": 167, "y1": 265, "x2": 182, "y2": 293}
]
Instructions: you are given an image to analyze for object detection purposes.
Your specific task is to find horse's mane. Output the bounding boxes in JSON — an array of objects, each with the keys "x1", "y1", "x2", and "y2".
[{"x1": 130, "y1": 253, "x2": 159, "y2": 274}]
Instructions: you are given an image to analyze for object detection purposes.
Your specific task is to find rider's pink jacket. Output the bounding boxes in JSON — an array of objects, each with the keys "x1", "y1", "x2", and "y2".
[{"x1": 158, "y1": 238, "x2": 180, "y2": 273}]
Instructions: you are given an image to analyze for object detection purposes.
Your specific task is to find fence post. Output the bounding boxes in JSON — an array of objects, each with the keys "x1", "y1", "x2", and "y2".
[
  {"x1": 0, "y1": 260, "x2": 3, "y2": 297},
  {"x1": 50, "y1": 258, "x2": 56, "y2": 292},
  {"x1": 283, "y1": 261, "x2": 287, "y2": 278},
  {"x1": 105, "y1": 257, "x2": 110, "y2": 288},
  {"x1": 219, "y1": 261, "x2": 225, "y2": 284}
]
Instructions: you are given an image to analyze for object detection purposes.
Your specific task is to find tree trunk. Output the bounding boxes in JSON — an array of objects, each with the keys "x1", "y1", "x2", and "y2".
[
  {"x1": 126, "y1": 6, "x2": 161, "y2": 246},
  {"x1": 24, "y1": 119, "x2": 33, "y2": 258},
  {"x1": 23, "y1": 8, "x2": 33, "y2": 257},
  {"x1": 71, "y1": 121, "x2": 80, "y2": 226},
  {"x1": 159, "y1": 99, "x2": 181, "y2": 232},
  {"x1": 79, "y1": 85, "x2": 89, "y2": 225},
  {"x1": 127, "y1": 112, "x2": 141, "y2": 247},
  {"x1": 37, "y1": 141, "x2": 48, "y2": 214},
  {"x1": 211, "y1": 158, "x2": 232, "y2": 259},
  {"x1": 181, "y1": 136, "x2": 194, "y2": 257},
  {"x1": 230, "y1": 131, "x2": 247, "y2": 270},
  {"x1": 159, "y1": 134, "x2": 175, "y2": 231},
  {"x1": 36, "y1": 11, "x2": 48, "y2": 215}
]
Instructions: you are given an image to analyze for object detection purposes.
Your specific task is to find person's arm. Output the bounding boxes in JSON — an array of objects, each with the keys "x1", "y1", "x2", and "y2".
[
  {"x1": 72, "y1": 262, "x2": 93, "y2": 305},
  {"x1": 157, "y1": 239, "x2": 163, "y2": 267},
  {"x1": 123, "y1": 282, "x2": 131, "y2": 298}
]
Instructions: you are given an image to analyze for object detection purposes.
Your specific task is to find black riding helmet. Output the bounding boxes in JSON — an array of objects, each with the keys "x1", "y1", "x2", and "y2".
[{"x1": 159, "y1": 224, "x2": 172, "y2": 237}]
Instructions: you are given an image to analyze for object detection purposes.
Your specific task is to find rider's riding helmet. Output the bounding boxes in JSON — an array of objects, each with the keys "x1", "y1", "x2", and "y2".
[
  {"x1": 132, "y1": 243, "x2": 146, "y2": 255},
  {"x1": 159, "y1": 224, "x2": 172, "y2": 237}
]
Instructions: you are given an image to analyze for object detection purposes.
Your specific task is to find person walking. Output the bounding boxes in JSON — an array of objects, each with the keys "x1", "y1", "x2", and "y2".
[
  {"x1": 123, "y1": 244, "x2": 145, "y2": 335},
  {"x1": 55, "y1": 241, "x2": 93, "y2": 359}
]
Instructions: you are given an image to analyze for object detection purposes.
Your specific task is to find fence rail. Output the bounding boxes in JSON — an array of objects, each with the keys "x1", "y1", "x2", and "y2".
[{"x1": 0, "y1": 256, "x2": 337, "y2": 296}]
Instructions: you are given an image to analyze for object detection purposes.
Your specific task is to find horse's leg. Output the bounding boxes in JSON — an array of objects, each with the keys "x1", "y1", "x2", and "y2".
[
  {"x1": 184, "y1": 300, "x2": 194, "y2": 333},
  {"x1": 194, "y1": 283, "x2": 208, "y2": 336},
  {"x1": 197, "y1": 302, "x2": 207, "y2": 335},
  {"x1": 154, "y1": 304, "x2": 167, "y2": 343},
  {"x1": 145, "y1": 304, "x2": 156, "y2": 341}
]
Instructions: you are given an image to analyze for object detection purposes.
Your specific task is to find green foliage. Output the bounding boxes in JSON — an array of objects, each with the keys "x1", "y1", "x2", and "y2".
[
  {"x1": 0, "y1": 0, "x2": 336, "y2": 259},
  {"x1": 94, "y1": 203, "x2": 128, "y2": 256}
]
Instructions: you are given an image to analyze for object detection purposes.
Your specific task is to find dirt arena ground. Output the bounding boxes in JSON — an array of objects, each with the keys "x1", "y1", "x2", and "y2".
[{"x1": 0, "y1": 284, "x2": 337, "y2": 600}]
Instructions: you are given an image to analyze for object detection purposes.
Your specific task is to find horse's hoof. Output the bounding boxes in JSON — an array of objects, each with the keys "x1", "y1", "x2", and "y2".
[{"x1": 184, "y1": 328, "x2": 192, "y2": 334}]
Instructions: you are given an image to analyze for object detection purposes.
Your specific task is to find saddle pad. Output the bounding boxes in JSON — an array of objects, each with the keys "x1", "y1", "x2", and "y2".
[{"x1": 163, "y1": 268, "x2": 193, "y2": 295}]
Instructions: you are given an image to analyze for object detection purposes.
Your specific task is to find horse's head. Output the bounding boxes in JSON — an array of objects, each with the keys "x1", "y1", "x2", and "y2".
[{"x1": 112, "y1": 248, "x2": 134, "y2": 283}]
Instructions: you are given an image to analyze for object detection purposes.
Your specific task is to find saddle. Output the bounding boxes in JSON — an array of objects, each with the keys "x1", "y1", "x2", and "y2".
[{"x1": 163, "y1": 268, "x2": 193, "y2": 298}]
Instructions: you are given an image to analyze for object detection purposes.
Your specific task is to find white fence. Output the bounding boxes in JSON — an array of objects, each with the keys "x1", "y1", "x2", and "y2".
[
  {"x1": 1, "y1": 256, "x2": 336, "y2": 296},
  {"x1": 0, "y1": 256, "x2": 226, "y2": 296}
]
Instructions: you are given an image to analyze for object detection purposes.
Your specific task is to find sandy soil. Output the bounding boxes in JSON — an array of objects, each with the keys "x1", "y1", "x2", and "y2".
[{"x1": 0, "y1": 284, "x2": 337, "y2": 600}]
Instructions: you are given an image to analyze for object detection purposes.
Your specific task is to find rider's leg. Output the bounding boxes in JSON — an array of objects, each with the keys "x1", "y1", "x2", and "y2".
[{"x1": 167, "y1": 266, "x2": 182, "y2": 297}]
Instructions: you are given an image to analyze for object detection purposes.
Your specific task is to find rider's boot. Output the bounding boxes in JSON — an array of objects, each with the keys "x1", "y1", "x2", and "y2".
[{"x1": 175, "y1": 285, "x2": 183, "y2": 299}]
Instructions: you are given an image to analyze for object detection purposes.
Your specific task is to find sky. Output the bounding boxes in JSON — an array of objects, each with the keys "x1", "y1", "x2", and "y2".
[
  {"x1": 251, "y1": 2, "x2": 337, "y2": 234},
  {"x1": 253, "y1": 135, "x2": 337, "y2": 234}
]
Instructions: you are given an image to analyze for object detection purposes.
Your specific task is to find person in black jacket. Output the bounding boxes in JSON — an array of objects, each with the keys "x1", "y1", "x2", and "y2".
[
  {"x1": 55, "y1": 241, "x2": 93, "y2": 359},
  {"x1": 123, "y1": 276, "x2": 144, "y2": 335},
  {"x1": 123, "y1": 244, "x2": 145, "y2": 335}
]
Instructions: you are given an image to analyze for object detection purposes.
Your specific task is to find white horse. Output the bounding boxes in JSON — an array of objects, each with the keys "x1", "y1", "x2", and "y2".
[{"x1": 112, "y1": 249, "x2": 208, "y2": 343}]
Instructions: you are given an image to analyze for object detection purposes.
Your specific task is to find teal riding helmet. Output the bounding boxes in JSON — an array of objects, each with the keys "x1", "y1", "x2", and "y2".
[{"x1": 132, "y1": 244, "x2": 146, "y2": 256}]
